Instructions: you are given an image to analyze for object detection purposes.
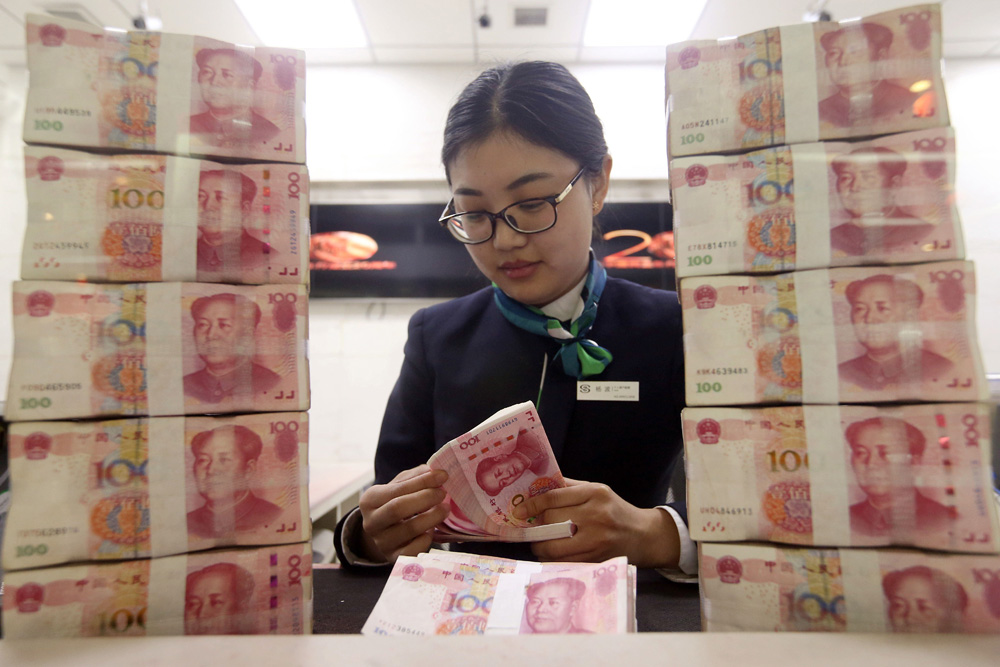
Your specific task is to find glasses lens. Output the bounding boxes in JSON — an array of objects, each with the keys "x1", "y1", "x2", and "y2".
[
  {"x1": 448, "y1": 213, "x2": 493, "y2": 243},
  {"x1": 505, "y1": 200, "x2": 556, "y2": 232}
]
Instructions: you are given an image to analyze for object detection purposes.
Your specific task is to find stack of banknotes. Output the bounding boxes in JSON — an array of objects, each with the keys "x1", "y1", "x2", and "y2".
[
  {"x1": 428, "y1": 401, "x2": 574, "y2": 543},
  {"x1": 363, "y1": 549, "x2": 635, "y2": 635},
  {"x1": 2, "y1": 14, "x2": 312, "y2": 637},
  {"x1": 666, "y1": 3, "x2": 999, "y2": 633}
]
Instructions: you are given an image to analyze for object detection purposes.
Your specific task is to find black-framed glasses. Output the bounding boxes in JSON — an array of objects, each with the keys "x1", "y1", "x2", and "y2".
[{"x1": 439, "y1": 167, "x2": 586, "y2": 244}]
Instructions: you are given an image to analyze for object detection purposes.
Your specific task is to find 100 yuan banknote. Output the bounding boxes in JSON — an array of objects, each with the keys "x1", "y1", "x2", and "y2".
[
  {"x1": 23, "y1": 14, "x2": 305, "y2": 163},
  {"x1": 700, "y1": 542, "x2": 1000, "y2": 633},
  {"x1": 428, "y1": 401, "x2": 571, "y2": 542},
  {"x1": 3, "y1": 542, "x2": 312, "y2": 637},
  {"x1": 680, "y1": 261, "x2": 986, "y2": 405},
  {"x1": 672, "y1": 128, "x2": 962, "y2": 277},
  {"x1": 363, "y1": 553, "x2": 632, "y2": 636},
  {"x1": 6, "y1": 281, "x2": 309, "y2": 421},
  {"x1": 2, "y1": 412, "x2": 309, "y2": 571},
  {"x1": 23, "y1": 146, "x2": 308, "y2": 284},
  {"x1": 683, "y1": 404, "x2": 997, "y2": 552},
  {"x1": 666, "y1": 4, "x2": 947, "y2": 157}
]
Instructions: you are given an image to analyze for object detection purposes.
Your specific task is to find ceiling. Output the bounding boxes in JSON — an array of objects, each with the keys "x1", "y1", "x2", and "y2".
[{"x1": 1, "y1": 0, "x2": 999, "y2": 70}]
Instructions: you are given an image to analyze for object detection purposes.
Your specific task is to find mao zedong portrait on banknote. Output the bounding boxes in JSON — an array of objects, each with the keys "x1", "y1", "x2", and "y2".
[
  {"x1": 845, "y1": 416, "x2": 956, "y2": 538},
  {"x1": 883, "y1": 565, "x2": 968, "y2": 633},
  {"x1": 838, "y1": 274, "x2": 953, "y2": 390},
  {"x1": 197, "y1": 170, "x2": 272, "y2": 280},
  {"x1": 185, "y1": 561, "x2": 257, "y2": 635},
  {"x1": 475, "y1": 428, "x2": 550, "y2": 497},
  {"x1": 830, "y1": 148, "x2": 934, "y2": 256},
  {"x1": 186, "y1": 425, "x2": 283, "y2": 538},
  {"x1": 523, "y1": 578, "x2": 593, "y2": 634},
  {"x1": 183, "y1": 293, "x2": 281, "y2": 404},
  {"x1": 818, "y1": 22, "x2": 921, "y2": 129},
  {"x1": 190, "y1": 48, "x2": 280, "y2": 149}
]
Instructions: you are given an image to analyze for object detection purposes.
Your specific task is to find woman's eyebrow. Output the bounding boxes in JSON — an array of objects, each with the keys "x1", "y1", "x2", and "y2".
[{"x1": 452, "y1": 172, "x2": 555, "y2": 198}]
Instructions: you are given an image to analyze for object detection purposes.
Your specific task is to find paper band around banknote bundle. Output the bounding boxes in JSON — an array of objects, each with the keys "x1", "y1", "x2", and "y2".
[
  {"x1": 6, "y1": 281, "x2": 310, "y2": 421},
  {"x1": 666, "y1": 4, "x2": 947, "y2": 157},
  {"x1": 23, "y1": 14, "x2": 305, "y2": 163},
  {"x1": 2, "y1": 542, "x2": 313, "y2": 637},
  {"x1": 679, "y1": 260, "x2": 986, "y2": 405},
  {"x1": 699, "y1": 541, "x2": 1000, "y2": 633},
  {"x1": 22, "y1": 146, "x2": 309, "y2": 284},
  {"x1": 671, "y1": 127, "x2": 962, "y2": 277},
  {"x1": 683, "y1": 403, "x2": 997, "y2": 552},
  {"x1": 2, "y1": 413, "x2": 310, "y2": 571}
]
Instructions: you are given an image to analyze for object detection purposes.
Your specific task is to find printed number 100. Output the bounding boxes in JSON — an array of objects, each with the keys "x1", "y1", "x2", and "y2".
[{"x1": 696, "y1": 382, "x2": 721, "y2": 393}]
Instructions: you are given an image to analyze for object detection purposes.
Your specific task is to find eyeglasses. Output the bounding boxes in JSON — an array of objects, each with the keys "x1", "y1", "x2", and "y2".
[{"x1": 439, "y1": 167, "x2": 586, "y2": 245}]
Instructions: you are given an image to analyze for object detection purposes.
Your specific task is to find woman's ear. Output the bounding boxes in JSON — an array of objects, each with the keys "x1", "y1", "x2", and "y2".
[{"x1": 590, "y1": 154, "x2": 613, "y2": 215}]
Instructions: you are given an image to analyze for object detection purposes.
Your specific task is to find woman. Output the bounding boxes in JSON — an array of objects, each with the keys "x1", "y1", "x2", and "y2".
[{"x1": 334, "y1": 62, "x2": 691, "y2": 572}]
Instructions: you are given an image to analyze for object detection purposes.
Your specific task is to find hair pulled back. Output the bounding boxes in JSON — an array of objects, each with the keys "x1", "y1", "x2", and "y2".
[{"x1": 442, "y1": 61, "x2": 608, "y2": 183}]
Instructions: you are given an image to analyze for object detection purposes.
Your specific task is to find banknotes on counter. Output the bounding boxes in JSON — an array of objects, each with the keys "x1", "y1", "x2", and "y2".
[
  {"x1": 666, "y1": 4, "x2": 947, "y2": 157},
  {"x1": 428, "y1": 402, "x2": 573, "y2": 543},
  {"x1": 683, "y1": 403, "x2": 998, "y2": 552},
  {"x1": 699, "y1": 541, "x2": 1000, "y2": 633},
  {"x1": 679, "y1": 260, "x2": 986, "y2": 405},
  {"x1": 22, "y1": 146, "x2": 309, "y2": 284},
  {"x1": 672, "y1": 128, "x2": 962, "y2": 277},
  {"x1": 2, "y1": 542, "x2": 312, "y2": 637},
  {"x1": 2, "y1": 412, "x2": 309, "y2": 571},
  {"x1": 23, "y1": 14, "x2": 305, "y2": 163},
  {"x1": 5, "y1": 281, "x2": 309, "y2": 421},
  {"x1": 362, "y1": 550, "x2": 634, "y2": 636}
]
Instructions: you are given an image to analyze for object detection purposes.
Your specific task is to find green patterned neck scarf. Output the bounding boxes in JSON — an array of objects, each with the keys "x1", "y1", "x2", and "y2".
[{"x1": 493, "y1": 256, "x2": 612, "y2": 379}]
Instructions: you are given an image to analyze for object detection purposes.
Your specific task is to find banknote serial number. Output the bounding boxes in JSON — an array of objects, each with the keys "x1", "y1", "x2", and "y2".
[
  {"x1": 34, "y1": 242, "x2": 90, "y2": 250},
  {"x1": 680, "y1": 119, "x2": 728, "y2": 129},
  {"x1": 697, "y1": 368, "x2": 748, "y2": 376},
  {"x1": 687, "y1": 241, "x2": 738, "y2": 251},
  {"x1": 21, "y1": 383, "x2": 82, "y2": 391},
  {"x1": 700, "y1": 507, "x2": 754, "y2": 516},
  {"x1": 34, "y1": 107, "x2": 92, "y2": 118}
]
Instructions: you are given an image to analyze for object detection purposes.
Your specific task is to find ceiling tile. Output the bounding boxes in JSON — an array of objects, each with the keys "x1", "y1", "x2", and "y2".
[
  {"x1": 303, "y1": 47, "x2": 375, "y2": 65},
  {"x1": 358, "y1": 0, "x2": 473, "y2": 46},
  {"x1": 476, "y1": 45, "x2": 579, "y2": 64},
  {"x1": 372, "y1": 46, "x2": 474, "y2": 64},
  {"x1": 579, "y1": 45, "x2": 666, "y2": 63}
]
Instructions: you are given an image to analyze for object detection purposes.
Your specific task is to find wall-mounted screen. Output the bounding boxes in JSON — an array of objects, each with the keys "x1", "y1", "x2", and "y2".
[{"x1": 309, "y1": 201, "x2": 675, "y2": 298}]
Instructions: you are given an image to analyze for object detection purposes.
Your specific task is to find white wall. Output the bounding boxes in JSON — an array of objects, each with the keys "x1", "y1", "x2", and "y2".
[{"x1": 0, "y1": 58, "x2": 997, "y2": 471}]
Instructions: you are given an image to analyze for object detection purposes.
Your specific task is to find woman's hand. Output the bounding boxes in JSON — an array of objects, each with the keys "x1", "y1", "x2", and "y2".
[
  {"x1": 357, "y1": 465, "x2": 450, "y2": 564},
  {"x1": 512, "y1": 478, "x2": 680, "y2": 568}
]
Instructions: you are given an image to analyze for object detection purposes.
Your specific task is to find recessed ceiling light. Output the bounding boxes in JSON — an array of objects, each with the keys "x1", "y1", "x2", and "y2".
[{"x1": 234, "y1": 0, "x2": 367, "y2": 49}]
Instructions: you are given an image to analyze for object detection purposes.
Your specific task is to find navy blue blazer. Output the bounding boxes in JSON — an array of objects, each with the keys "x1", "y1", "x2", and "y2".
[{"x1": 366, "y1": 277, "x2": 687, "y2": 561}]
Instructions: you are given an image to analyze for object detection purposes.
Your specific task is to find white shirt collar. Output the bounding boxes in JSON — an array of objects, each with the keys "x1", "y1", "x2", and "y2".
[{"x1": 538, "y1": 274, "x2": 587, "y2": 323}]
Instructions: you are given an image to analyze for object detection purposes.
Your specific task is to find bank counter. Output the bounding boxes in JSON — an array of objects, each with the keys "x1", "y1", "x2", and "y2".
[{"x1": 2, "y1": 566, "x2": 998, "y2": 665}]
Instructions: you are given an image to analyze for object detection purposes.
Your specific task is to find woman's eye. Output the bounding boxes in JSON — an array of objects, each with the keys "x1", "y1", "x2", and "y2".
[
  {"x1": 461, "y1": 213, "x2": 489, "y2": 224},
  {"x1": 516, "y1": 201, "x2": 546, "y2": 212}
]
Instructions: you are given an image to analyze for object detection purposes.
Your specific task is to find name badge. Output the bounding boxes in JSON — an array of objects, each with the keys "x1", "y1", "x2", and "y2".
[{"x1": 576, "y1": 381, "x2": 639, "y2": 402}]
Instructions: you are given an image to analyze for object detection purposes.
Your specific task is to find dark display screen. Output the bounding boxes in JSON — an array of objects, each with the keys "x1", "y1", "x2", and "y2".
[{"x1": 309, "y1": 201, "x2": 675, "y2": 298}]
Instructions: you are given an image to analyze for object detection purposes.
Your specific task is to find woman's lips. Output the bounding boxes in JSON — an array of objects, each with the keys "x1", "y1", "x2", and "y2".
[{"x1": 499, "y1": 261, "x2": 539, "y2": 280}]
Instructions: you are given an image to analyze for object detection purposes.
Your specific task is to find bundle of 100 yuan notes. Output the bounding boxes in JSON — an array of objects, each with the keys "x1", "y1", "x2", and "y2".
[
  {"x1": 22, "y1": 146, "x2": 309, "y2": 285},
  {"x1": 666, "y1": 4, "x2": 947, "y2": 157},
  {"x1": 23, "y1": 13, "x2": 305, "y2": 163}
]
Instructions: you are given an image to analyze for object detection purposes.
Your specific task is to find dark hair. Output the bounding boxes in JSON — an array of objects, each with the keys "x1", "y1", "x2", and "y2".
[
  {"x1": 844, "y1": 417, "x2": 926, "y2": 458},
  {"x1": 441, "y1": 61, "x2": 608, "y2": 183},
  {"x1": 526, "y1": 577, "x2": 587, "y2": 601},
  {"x1": 844, "y1": 275, "x2": 924, "y2": 311},
  {"x1": 190, "y1": 293, "x2": 262, "y2": 328},
  {"x1": 191, "y1": 425, "x2": 264, "y2": 465},
  {"x1": 831, "y1": 147, "x2": 908, "y2": 184},
  {"x1": 820, "y1": 22, "x2": 894, "y2": 55},
  {"x1": 199, "y1": 170, "x2": 258, "y2": 205},
  {"x1": 196, "y1": 48, "x2": 263, "y2": 82}
]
